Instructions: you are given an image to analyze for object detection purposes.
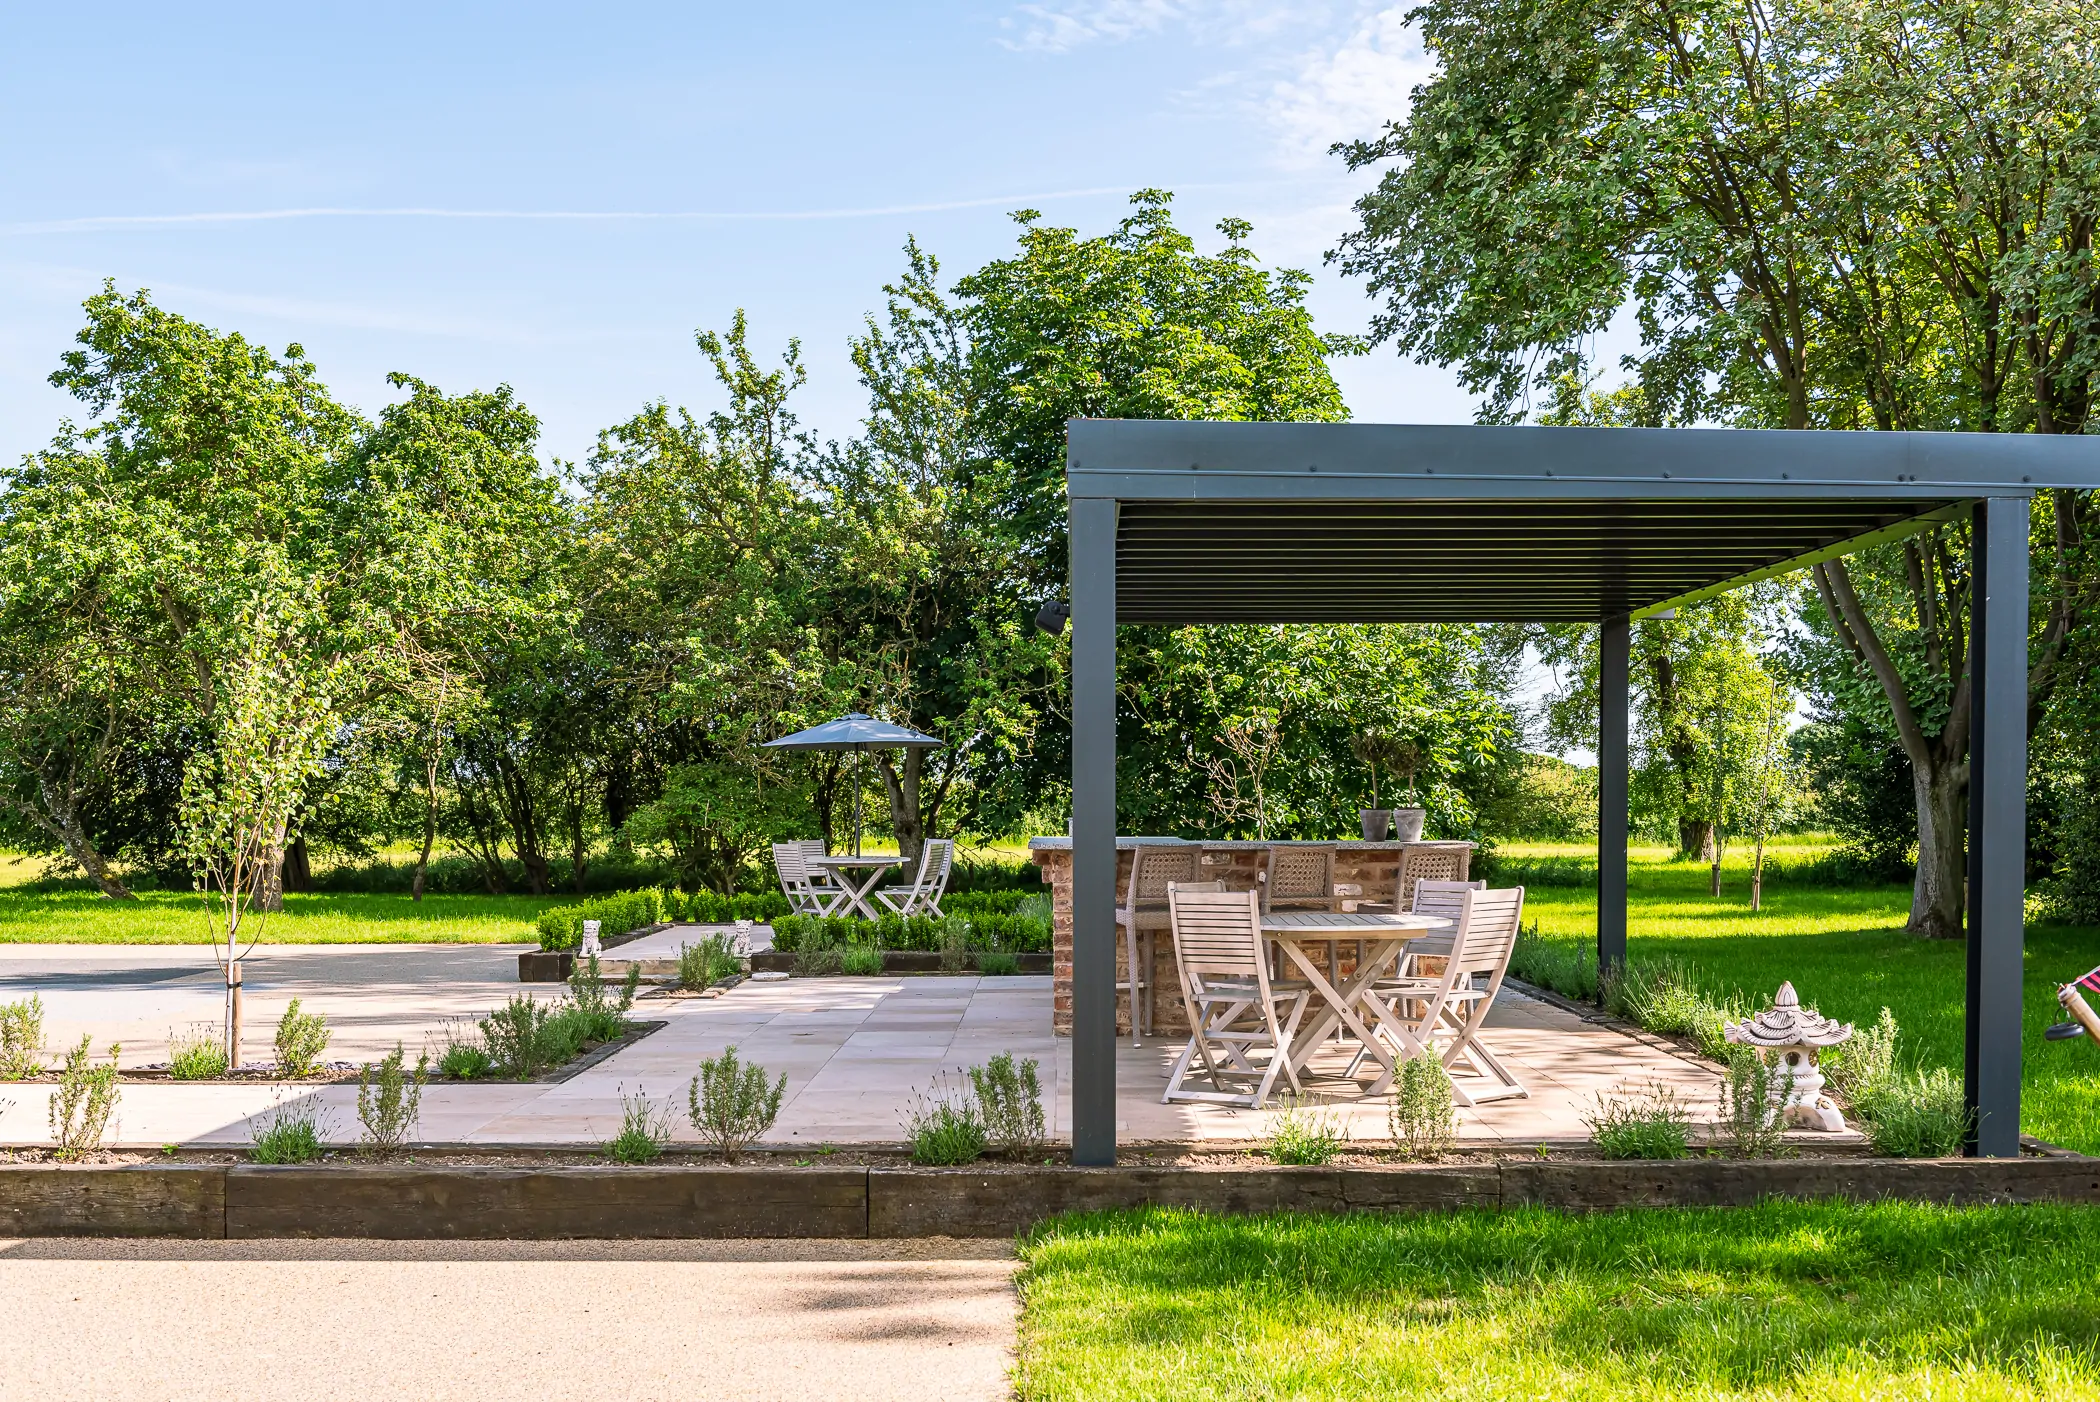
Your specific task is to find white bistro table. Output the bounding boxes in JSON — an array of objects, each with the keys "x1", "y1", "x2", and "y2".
[
  {"x1": 1259, "y1": 910, "x2": 1449, "y2": 1095},
  {"x1": 807, "y1": 854, "x2": 906, "y2": 920}
]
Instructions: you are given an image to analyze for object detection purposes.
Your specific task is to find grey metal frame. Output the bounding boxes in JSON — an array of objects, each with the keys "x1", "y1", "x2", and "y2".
[{"x1": 1066, "y1": 420, "x2": 2100, "y2": 1166}]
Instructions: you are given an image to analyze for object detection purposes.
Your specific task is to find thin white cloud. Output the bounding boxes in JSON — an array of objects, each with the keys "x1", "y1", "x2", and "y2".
[
  {"x1": 1000, "y1": 1, "x2": 1323, "y2": 53},
  {"x1": 1262, "y1": 5, "x2": 1430, "y2": 166},
  {"x1": 0, "y1": 187, "x2": 1153, "y2": 237}
]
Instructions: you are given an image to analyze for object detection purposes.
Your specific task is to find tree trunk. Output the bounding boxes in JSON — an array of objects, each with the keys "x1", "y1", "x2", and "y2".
[
  {"x1": 258, "y1": 837, "x2": 285, "y2": 912},
  {"x1": 1910, "y1": 758, "x2": 1968, "y2": 939},
  {"x1": 54, "y1": 807, "x2": 134, "y2": 901},
  {"x1": 411, "y1": 746, "x2": 439, "y2": 902},
  {"x1": 878, "y1": 749, "x2": 927, "y2": 866},
  {"x1": 281, "y1": 834, "x2": 312, "y2": 894},
  {"x1": 1680, "y1": 818, "x2": 1714, "y2": 862}
]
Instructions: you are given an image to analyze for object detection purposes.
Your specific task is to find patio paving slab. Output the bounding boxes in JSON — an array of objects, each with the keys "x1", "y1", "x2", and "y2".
[{"x1": 0, "y1": 960, "x2": 1724, "y2": 1148}]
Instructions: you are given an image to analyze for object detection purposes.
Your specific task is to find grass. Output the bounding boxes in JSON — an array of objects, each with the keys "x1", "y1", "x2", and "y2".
[
  {"x1": 1499, "y1": 840, "x2": 2100, "y2": 1154},
  {"x1": 0, "y1": 890, "x2": 563, "y2": 944},
  {"x1": 1015, "y1": 1203, "x2": 2100, "y2": 1400}
]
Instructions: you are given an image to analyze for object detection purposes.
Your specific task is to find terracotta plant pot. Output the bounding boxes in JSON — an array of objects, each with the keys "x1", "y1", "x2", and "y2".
[
  {"x1": 1392, "y1": 807, "x2": 1428, "y2": 842},
  {"x1": 1359, "y1": 808, "x2": 1394, "y2": 841}
]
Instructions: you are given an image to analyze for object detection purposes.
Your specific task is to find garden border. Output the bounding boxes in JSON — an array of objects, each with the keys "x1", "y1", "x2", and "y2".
[{"x1": 6, "y1": 1155, "x2": 2095, "y2": 1238}]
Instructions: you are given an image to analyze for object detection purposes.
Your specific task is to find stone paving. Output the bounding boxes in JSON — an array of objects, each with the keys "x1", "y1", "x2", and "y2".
[{"x1": 0, "y1": 935, "x2": 1724, "y2": 1148}]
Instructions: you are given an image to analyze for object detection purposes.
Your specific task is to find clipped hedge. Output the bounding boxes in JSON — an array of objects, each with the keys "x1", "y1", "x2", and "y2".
[
  {"x1": 772, "y1": 908, "x2": 1052, "y2": 954},
  {"x1": 671, "y1": 889, "x2": 790, "y2": 923},
  {"x1": 535, "y1": 889, "x2": 667, "y2": 952}
]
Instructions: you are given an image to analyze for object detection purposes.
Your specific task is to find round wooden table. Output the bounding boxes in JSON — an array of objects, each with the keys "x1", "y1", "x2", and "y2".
[
  {"x1": 1260, "y1": 910, "x2": 1449, "y2": 1094},
  {"x1": 806, "y1": 854, "x2": 906, "y2": 920}
]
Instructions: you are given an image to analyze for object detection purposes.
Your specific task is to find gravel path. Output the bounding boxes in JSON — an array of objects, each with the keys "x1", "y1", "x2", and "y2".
[{"x1": 0, "y1": 1237, "x2": 1018, "y2": 1401}]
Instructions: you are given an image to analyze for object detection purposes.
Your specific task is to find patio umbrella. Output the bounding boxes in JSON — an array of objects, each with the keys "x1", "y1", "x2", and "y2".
[{"x1": 761, "y1": 712, "x2": 943, "y2": 856}]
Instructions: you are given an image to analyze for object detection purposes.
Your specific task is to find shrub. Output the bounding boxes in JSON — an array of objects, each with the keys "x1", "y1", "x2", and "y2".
[
  {"x1": 841, "y1": 945, "x2": 886, "y2": 976},
  {"x1": 249, "y1": 1098, "x2": 330, "y2": 1164},
  {"x1": 1506, "y1": 922, "x2": 1598, "y2": 1002},
  {"x1": 905, "y1": 1074, "x2": 988, "y2": 1165},
  {"x1": 770, "y1": 906, "x2": 1052, "y2": 955},
  {"x1": 440, "y1": 1040, "x2": 493, "y2": 1080},
  {"x1": 976, "y1": 951, "x2": 1021, "y2": 977},
  {"x1": 482, "y1": 994, "x2": 555, "y2": 1079},
  {"x1": 946, "y1": 854, "x2": 1039, "y2": 892},
  {"x1": 793, "y1": 938, "x2": 844, "y2": 976},
  {"x1": 565, "y1": 955, "x2": 640, "y2": 1042},
  {"x1": 356, "y1": 1044, "x2": 427, "y2": 1157},
  {"x1": 1602, "y1": 958, "x2": 1736, "y2": 1060},
  {"x1": 168, "y1": 1023, "x2": 230, "y2": 1080},
  {"x1": 1267, "y1": 1096, "x2": 1348, "y2": 1165},
  {"x1": 679, "y1": 934, "x2": 741, "y2": 990},
  {"x1": 1824, "y1": 1006, "x2": 1899, "y2": 1104},
  {"x1": 606, "y1": 1086, "x2": 674, "y2": 1164},
  {"x1": 938, "y1": 917, "x2": 973, "y2": 973},
  {"x1": 1857, "y1": 1068, "x2": 1971, "y2": 1157},
  {"x1": 969, "y1": 1052, "x2": 1045, "y2": 1157},
  {"x1": 0, "y1": 996, "x2": 45, "y2": 1079},
  {"x1": 1389, "y1": 1048, "x2": 1457, "y2": 1160},
  {"x1": 535, "y1": 888, "x2": 667, "y2": 952},
  {"x1": 672, "y1": 890, "x2": 790, "y2": 924},
  {"x1": 1584, "y1": 1082, "x2": 1695, "y2": 1160},
  {"x1": 49, "y1": 1035, "x2": 120, "y2": 1160},
  {"x1": 688, "y1": 1046, "x2": 785, "y2": 1162},
  {"x1": 1718, "y1": 1045, "x2": 1793, "y2": 1158},
  {"x1": 273, "y1": 999, "x2": 331, "y2": 1077}
]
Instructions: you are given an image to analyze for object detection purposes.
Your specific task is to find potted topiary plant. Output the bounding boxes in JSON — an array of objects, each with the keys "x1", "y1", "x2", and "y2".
[{"x1": 1351, "y1": 730, "x2": 1406, "y2": 841}]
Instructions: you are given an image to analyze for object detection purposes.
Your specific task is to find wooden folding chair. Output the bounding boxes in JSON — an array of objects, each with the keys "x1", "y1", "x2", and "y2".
[
  {"x1": 1114, "y1": 844, "x2": 1201, "y2": 1045},
  {"x1": 1162, "y1": 884, "x2": 1312, "y2": 1108},
  {"x1": 1398, "y1": 877, "x2": 1486, "y2": 977},
  {"x1": 1355, "y1": 886, "x2": 1528, "y2": 1106},
  {"x1": 773, "y1": 843, "x2": 844, "y2": 917},
  {"x1": 873, "y1": 839, "x2": 954, "y2": 917}
]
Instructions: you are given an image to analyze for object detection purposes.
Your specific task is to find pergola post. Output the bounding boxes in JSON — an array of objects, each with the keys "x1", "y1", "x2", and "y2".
[
  {"x1": 1598, "y1": 614, "x2": 1630, "y2": 979},
  {"x1": 1965, "y1": 496, "x2": 2028, "y2": 1157},
  {"x1": 1069, "y1": 497, "x2": 1119, "y2": 1166}
]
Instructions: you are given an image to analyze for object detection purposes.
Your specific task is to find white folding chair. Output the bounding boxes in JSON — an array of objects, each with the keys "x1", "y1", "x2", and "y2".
[
  {"x1": 874, "y1": 839, "x2": 953, "y2": 917},
  {"x1": 773, "y1": 842, "x2": 845, "y2": 917},
  {"x1": 1162, "y1": 884, "x2": 1313, "y2": 1108},
  {"x1": 1398, "y1": 877, "x2": 1486, "y2": 977},
  {"x1": 1355, "y1": 885, "x2": 1528, "y2": 1105}
]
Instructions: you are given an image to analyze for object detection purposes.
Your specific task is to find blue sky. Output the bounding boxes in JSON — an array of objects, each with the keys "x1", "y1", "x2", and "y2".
[{"x1": 0, "y1": 1, "x2": 1471, "y2": 470}]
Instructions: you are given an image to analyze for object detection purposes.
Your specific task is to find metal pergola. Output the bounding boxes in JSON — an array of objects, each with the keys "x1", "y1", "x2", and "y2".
[{"x1": 1066, "y1": 419, "x2": 2100, "y2": 1165}]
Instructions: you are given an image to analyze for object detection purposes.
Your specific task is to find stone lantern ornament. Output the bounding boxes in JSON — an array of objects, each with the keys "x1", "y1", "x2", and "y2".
[{"x1": 1724, "y1": 982, "x2": 1854, "y2": 1132}]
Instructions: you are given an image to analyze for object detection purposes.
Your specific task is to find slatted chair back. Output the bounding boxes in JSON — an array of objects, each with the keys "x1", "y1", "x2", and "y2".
[
  {"x1": 1397, "y1": 844, "x2": 1467, "y2": 903},
  {"x1": 1400, "y1": 877, "x2": 1487, "y2": 970},
  {"x1": 1125, "y1": 844, "x2": 1202, "y2": 908},
  {"x1": 916, "y1": 838, "x2": 955, "y2": 902},
  {"x1": 1450, "y1": 886, "x2": 1526, "y2": 982},
  {"x1": 773, "y1": 842, "x2": 813, "y2": 891},
  {"x1": 1259, "y1": 844, "x2": 1337, "y2": 911},
  {"x1": 1167, "y1": 885, "x2": 1265, "y2": 984}
]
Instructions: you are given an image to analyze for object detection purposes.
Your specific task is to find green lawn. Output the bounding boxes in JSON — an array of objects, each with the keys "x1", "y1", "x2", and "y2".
[
  {"x1": 1017, "y1": 1204, "x2": 2100, "y2": 1400},
  {"x1": 1504, "y1": 842, "x2": 2100, "y2": 1153},
  {"x1": 0, "y1": 890, "x2": 561, "y2": 944}
]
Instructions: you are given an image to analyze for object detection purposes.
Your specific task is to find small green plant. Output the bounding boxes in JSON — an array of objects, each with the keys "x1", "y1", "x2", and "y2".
[
  {"x1": 168, "y1": 1023, "x2": 230, "y2": 1080},
  {"x1": 793, "y1": 937, "x2": 844, "y2": 977},
  {"x1": 1584, "y1": 1081, "x2": 1695, "y2": 1160},
  {"x1": 1718, "y1": 1044, "x2": 1793, "y2": 1158},
  {"x1": 976, "y1": 951, "x2": 1021, "y2": 977},
  {"x1": 440, "y1": 1041, "x2": 493, "y2": 1080},
  {"x1": 1506, "y1": 921, "x2": 1599, "y2": 1002},
  {"x1": 688, "y1": 1045, "x2": 786, "y2": 1162},
  {"x1": 1824, "y1": 1006, "x2": 1899, "y2": 1103},
  {"x1": 0, "y1": 996, "x2": 46, "y2": 1079},
  {"x1": 1857, "y1": 1067, "x2": 1972, "y2": 1157},
  {"x1": 1267, "y1": 1095, "x2": 1347, "y2": 1165},
  {"x1": 606, "y1": 1085, "x2": 674, "y2": 1164},
  {"x1": 904, "y1": 1074, "x2": 988, "y2": 1165},
  {"x1": 679, "y1": 934, "x2": 742, "y2": 990},
  {"x1": 938, "y1": 917, "x2": 974, "y2": 973},
  {"x1": 1389, "y1": 1048, "x2": 1457, "y2": 1160},
  {"x1": 481, "y1": 994, "x2": 555, "y2": 1079},
  {"x1": 249, "y1": 1097, "x2": 330, "y2": 1163},
  {"x1": 564, "y1": 954, "x2": 641, "y2": 1042},
  {"x1": 273, "y1": 998, "x2": 331, "y2": 1077},
  {"x1": 1602, "y1": 958, "x2": 1736, "y2": 1060},
  {"x1": 49, "y1": 1035, "x2": 120, "y2": 1160},
  {"x1": 968, "y1": 1052, "x2": 1045, "y2": 1157},
  {"x1": 356, "y1": 1043, "x2": 427, "y2": 1157},
  {"x1": 841, "y1": 945, "x2": 886, "y2": 976}
]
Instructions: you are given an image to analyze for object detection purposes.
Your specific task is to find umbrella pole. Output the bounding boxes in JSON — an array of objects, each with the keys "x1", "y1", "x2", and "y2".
[{"x1": 854, "y1": 748, "x2": 863, "y2": 857}]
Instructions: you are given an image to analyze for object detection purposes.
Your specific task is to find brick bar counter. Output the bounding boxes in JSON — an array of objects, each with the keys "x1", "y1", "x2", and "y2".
[{"x1": 1028, "y1": 838, "x2": 1475, "y2": 1036}]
